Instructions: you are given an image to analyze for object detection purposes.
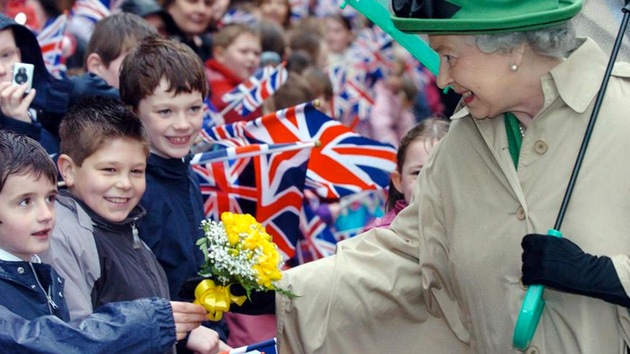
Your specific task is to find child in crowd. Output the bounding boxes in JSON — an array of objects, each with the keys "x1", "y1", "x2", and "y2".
[
  {"x1": 205, "y1": 23, "x2": 261, "y2": 123},
  {"x1": 324, "y1": 14, "x2": 354, "y2": 65},
  {"x1": 69, "y1": 12, "x2": 158, "y2": 106},
  {"x1": 366, "y1": 118, "x2": 449, "y2": 230},
  {"x1": 41, "y1": 96, "x2": 169, "y2": 319},
  {"x1": 0, "y1": 130, "x2": 208, "y2": 353},
  {"x1": 42, "y1": 96, "x2": 220, "y2": 353},
  {"x1": 368, "y1": 53, "x2": 419, "y2": 147},
  {"x1": 0, "y1": 13, "x2": 72, "y2": 155},
  {"x1": 119, "y1": 36, "x2": 231, "y2": 348},
  {"x1": 261, "y1": 71, "x2": 314, "y2": 115}
]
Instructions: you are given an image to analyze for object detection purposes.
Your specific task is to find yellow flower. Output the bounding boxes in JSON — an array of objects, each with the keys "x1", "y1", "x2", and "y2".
[{"x1": 199, "y1": 212, "x2": 296, "y2": 298}]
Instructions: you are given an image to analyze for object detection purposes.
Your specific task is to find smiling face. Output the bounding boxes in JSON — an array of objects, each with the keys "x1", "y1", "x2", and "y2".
[
  {"x1": 167, "y1": 0, "x2": 214, "y2": 36},
  {"x1": 429, "y1": 35, "x2": 517, "y2": 120},
  {"x1": 135, "y1": 78, "x2": 204, "y2": 159},
  {"x1": 0, "y1": 172, "x2": 56, "y2": 260},
  {"x1": 60, "y1": 138, "x2": 147, "y2": 223},
  {"x1": 216, "y1": 32, "x2": 261, "y2": 80}
]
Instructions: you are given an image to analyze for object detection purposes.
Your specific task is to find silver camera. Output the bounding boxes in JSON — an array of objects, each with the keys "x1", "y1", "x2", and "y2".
[{"x1": 12, "y1": 63, "x2": 34, "y2": 93}]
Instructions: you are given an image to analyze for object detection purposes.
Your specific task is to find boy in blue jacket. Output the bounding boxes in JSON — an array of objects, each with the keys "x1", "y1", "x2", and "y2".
[
  {"x1": 120, "y1": 36, "x2": 231, "y2": 351},
  {"x1": 0, "y1": 130, "x2": 208, "y2": 353}
]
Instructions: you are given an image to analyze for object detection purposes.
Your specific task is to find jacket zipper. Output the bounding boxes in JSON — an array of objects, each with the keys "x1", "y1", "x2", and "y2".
[
  {"x1": 132, "y1": 220, "x2": 142, "y2": 249},
  {"x1": 29, "y1": 263, "x2": 58, "y2": 314}
]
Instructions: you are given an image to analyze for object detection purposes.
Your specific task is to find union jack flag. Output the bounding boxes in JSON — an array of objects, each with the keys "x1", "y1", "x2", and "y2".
[
  {"x1": 191, "y1": 142, "x2": 313, "y2": 259},
  {"x1": 203, "y1": 102, "x2": 397, "y2": 199},
  {"x1": 350, "y1": 25, "x2": 395, "y2": 82},
  {"x1": 296, "y1": 189, "x2": 386, "y2": 264},
  {"x1": 36, "y1": 14, "x2": 67, "y2": 79},
  {"x1": 296, "y1": 201, "x2": 338, "y2": 264},
  {"x1": 219, "y1": 8, "x2": 259, "y2": 27},
  {"x1": 70, "y1": 0, "x2": 110, "y2": 26},
  {"x1": 221, "y1": 63, "x2": 288, "y2": 118},
  {"x1": 227, "y1": 338, "x2": 277, "y2": 354}
]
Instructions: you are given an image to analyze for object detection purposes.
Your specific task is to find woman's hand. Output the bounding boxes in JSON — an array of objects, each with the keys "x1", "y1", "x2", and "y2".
[
  {"x1": 521, "y1": 234, "x2": 630, "y2": 307},
  {"x1": 0, "y1": 81, "x2": 36, "y2": 122},
  {"x1": 169, "y1": 301, "x2": 208, "y2": 341}
]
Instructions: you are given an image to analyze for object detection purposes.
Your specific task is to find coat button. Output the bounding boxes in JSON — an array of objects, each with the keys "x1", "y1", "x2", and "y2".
[
  {"x1": 534, "y1": 140, "x2": 548, "y2": 154},
  {"x1": 17, "y1": 267, "x2": 24, "y2": 274},
  {"x1": 59, "y1": 292, "x2": 63, "y2": 298},
  {"x1": 57, "y1": 277, "x2": 62, "y2": 283},
  {"x1": 31, "y1": 285, "x2": 36, "y2": 289},
  {"x1": 516, "y1": 206, "x2": 526, "y2": 220},
  {"x1": 525, "y1": 346, "x2": 540, "y2": 354}
]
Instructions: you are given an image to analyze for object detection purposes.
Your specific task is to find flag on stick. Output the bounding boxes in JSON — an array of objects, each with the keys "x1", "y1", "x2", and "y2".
[{"x1": 204, "y1": 102, "x2": 397, "y2": 199}]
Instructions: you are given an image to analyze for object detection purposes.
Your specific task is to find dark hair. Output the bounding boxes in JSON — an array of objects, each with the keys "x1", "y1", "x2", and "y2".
[
  {"x1": 286, "y1": 51, "x2": 312, "y2": 75},
  {"x1": 119, "y1": 36, "x2": 208, "y2": 109},
  {"x1": 256, "y1": 20, "x2": 287, "y2": 59},
  {"x1": 386, "y1": 118, "x2": 450, "y2": 211},
  {"x1": 86, "y1": 12, "x2": 158, "y2": 68},
  {"x1": 287, "y1": 29, "x2": 322, "y2": 67},
  {"x1": 59, "y1": 96, "x2": 149, "y2": 167},
  {"x1": 0, "y1": 131, "x2": 57, "y2": 194}
]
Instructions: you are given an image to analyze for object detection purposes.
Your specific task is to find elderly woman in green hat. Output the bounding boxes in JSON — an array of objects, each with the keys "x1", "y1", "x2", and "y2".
[{"x1": 270, "y1": 0, "x2": 630, "y2": 352}]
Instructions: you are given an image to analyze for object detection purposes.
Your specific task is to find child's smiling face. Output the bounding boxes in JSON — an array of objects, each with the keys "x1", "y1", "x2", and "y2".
[{"x1": 135, "y1": 78, "x2": 204, "y2": 159}]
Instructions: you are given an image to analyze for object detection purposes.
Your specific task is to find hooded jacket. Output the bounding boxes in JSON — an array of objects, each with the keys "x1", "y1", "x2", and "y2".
[
  {"x1": 0, "y1": 14, "x2": 72, "y2": 153},
  {"x1": 0, "y1": 258, "x2": 69, "y2": 320}
]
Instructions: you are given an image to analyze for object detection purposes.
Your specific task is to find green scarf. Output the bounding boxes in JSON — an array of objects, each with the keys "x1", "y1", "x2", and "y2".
[{"x1": 504, "y1": 112, "x2": 523, "y2": 169}]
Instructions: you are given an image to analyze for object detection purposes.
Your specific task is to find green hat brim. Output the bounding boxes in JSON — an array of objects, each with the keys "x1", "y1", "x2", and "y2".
[{"x1": 392, "y1": 0, "x2": 582, "y2": 34}]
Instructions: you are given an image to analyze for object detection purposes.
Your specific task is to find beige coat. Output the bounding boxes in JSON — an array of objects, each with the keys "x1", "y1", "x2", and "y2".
[{"x1": 276, "y1": 38, "x2": 630, "y2": 353}]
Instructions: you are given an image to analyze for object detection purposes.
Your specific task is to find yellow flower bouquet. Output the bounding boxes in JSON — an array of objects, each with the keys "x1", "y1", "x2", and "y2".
[{"x1": 194, "y1": 212, "x2": 295, "y2": 320}]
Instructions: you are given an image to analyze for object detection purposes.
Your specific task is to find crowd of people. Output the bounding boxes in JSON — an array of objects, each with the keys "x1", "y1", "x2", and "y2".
[{"x1": 1, "y1": 0, "x2": 630, "y2": 353}]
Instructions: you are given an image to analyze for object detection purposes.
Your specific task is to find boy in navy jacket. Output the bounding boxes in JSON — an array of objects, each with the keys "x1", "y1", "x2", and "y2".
[{"x1": 0, "y1": 130, "x2": 208, "y2": 353}]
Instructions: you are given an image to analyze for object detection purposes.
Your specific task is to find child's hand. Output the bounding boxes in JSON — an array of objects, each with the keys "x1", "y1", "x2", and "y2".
[
  {"x1": 0, "y1": 81, "x2": 36, "y2": 123},
  {"x1": 186, "y1": 326, "x2": 222, "y2": 354},
  {"x1": 169, "y1": 301, "x2": 208, "y2": 341}
]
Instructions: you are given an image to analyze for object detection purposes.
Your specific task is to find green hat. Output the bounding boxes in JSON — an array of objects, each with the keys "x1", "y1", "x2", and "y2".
[{"x1": 391, "y1": 0, "x2": 583, "y2": 34}]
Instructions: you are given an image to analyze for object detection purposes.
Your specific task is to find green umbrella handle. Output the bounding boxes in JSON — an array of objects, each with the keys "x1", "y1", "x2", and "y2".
[{"x1": 513, "y1": 228, "x2": 563, "y2": 350}]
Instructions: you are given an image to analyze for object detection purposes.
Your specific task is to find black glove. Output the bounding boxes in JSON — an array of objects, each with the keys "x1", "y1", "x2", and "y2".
[
  {"x1": 230, "y1": 283, "x2": 276, "y2": 315},
  {"x1": 521, "y1": 234, "x2": 630, "y2": 307},
  {"x1": 179, "y1": 277, "x2": 276, "y2": 315}
]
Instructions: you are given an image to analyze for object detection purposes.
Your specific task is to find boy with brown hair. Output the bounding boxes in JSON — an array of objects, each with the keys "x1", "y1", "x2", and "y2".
[
  {"x1": 42, "y1": 96, "x2": 169, "y2": 318},
  {"x1": 120, "y1": 36, "x2": 231, "y2": 350},
  {"x1": 0, "y1": 129, "x2": 208, "y2": 353},
  {"x1": 42, "y1": 96, "x2": 221, "y2": 353},
  {"x1": 69, "y1": 12, "x2": 158, "y2": 106}
]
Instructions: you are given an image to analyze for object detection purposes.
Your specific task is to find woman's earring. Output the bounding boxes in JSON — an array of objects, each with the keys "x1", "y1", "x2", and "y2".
[{"x1": 511, "y1": 64, "x2": 519, "y2": 72}]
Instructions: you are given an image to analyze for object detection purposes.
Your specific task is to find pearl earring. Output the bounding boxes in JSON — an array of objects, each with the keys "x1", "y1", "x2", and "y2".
[{"x1": 511, "y1": 64, "x2": 519, "y2": 71}]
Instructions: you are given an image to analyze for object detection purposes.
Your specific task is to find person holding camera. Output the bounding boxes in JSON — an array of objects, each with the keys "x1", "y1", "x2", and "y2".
[{"x1": 0, "y1": 13, "x2": 72, "y2": 157}]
